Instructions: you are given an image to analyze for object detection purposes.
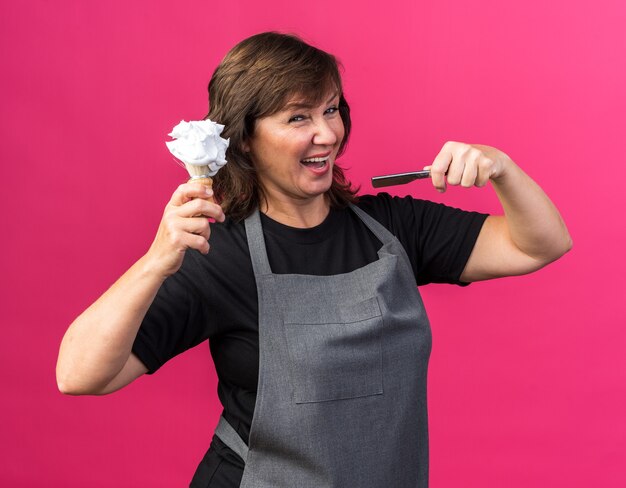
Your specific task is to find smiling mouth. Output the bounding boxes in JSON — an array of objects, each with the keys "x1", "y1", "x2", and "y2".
[{"x1": 300, "y1": 156, "x2": 329, "y2": 169}]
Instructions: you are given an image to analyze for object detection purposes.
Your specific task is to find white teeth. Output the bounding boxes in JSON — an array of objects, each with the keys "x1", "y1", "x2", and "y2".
[{"x1": 301, "y1": 156, "x2": 329, "y2": 163}]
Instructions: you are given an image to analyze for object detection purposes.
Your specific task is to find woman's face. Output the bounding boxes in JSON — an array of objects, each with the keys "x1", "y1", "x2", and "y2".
[{"x1": 246, "y1": 91, "x2": 345, "y2": 209}]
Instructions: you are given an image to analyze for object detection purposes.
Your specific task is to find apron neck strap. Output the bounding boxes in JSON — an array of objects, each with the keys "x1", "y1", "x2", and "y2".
[
  {"x1": 244, "y1": 208, "x2": 272, "y2": 276},
  {"x1": 348, "y1": 204, "x2": 396, "y2": 246}
]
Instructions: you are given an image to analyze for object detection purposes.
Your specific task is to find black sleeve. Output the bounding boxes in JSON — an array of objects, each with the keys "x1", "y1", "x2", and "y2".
[
  {"x1": 358, "y1": 193, "x2": 488, "y2": 286},
  {"x1": 132, "y1": 250, "x2": 210, "y2": 374}
]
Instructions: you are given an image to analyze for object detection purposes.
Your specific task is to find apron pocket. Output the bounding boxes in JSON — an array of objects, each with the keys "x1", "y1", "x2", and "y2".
[{"x1": 283, "y1": 296, "x2": 383, "y2": 404}]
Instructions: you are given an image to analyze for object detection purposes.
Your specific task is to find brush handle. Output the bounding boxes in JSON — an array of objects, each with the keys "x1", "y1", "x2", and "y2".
[{"x1": 188, "y1": 176, "x2": 214, "y2": 203}]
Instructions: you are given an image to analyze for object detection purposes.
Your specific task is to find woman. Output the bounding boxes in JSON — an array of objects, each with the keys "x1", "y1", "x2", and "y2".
[{"x1": 56, "y1": 32, "x2": 572, "y2": 487}]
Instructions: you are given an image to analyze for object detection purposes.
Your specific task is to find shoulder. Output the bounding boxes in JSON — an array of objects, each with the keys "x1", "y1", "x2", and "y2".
[
  {"x1": 358, "y1": 192, "x2": 488, "y2": 221},
  {"x1": 355, "y1": 192, "x2": 448, "y2": 234}
]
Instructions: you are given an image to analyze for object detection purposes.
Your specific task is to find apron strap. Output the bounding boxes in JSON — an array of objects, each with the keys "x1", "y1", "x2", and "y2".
[
  {"x1": 349, "y1": 204, "x2": 396, "y2": 246},
  {"x1": 244, "y1": 209, "x2": 272, "y2": 276},
  {"x1": 214, "y1": 416, "x2": 249, "y2": 463}
]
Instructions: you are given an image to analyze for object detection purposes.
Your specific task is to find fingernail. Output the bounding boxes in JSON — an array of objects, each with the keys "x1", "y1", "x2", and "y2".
[{"x1": 205, "y1": 188, "x2": 213, "y2": 196}]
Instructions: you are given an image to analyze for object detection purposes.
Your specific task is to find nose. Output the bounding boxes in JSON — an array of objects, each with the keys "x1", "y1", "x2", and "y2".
[{"x1": 312, "y1": 117, "x2": 338, "y2": 146}]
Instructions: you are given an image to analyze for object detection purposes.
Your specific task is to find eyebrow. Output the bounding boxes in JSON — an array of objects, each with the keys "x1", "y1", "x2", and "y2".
[{"x1": 283, "y1": 92, "x2": 339, "y2": 111}]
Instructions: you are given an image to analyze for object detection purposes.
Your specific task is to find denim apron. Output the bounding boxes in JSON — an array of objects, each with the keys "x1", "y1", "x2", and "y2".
[{"x1": 215, "y1": 205, "x2": 432, "y2": 487}]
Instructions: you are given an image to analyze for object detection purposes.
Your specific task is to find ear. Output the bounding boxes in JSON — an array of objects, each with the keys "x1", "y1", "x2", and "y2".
[{"x1": 242, "y1": 139, "x2": 250, "y2": 152}]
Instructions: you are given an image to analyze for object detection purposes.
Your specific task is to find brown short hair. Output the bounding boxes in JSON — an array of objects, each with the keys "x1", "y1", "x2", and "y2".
[{"x1": 206, "y1": 32, "x2": 357, "y2": 221}]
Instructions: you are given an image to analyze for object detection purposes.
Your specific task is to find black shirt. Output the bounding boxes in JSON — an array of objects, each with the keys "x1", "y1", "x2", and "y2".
[{"x1": 132, "y1": 193, "x2": 488, "y2": 486}]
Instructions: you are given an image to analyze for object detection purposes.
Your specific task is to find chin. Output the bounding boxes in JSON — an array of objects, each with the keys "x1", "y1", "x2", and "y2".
[{"x1": 308, "y1": 181, "x2": 333, "y2": 198}]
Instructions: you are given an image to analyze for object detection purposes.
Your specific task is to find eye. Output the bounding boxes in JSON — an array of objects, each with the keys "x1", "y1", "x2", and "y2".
[
  {"x1": 288, "y1": 114, "x2": 306, "y2": 123},
  {"x1": 325, "y1": 105, "x2": 339, "y2": 115}
]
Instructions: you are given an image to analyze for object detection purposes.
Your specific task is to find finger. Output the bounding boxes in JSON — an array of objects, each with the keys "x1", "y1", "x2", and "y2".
[
  {"x1": 183, "y1": 233, "x2": 210, "y2": 255},
  {"x1": 475, "y1": 157, "x2": 495, "y2": 187},
  {"x1": 457, "y1": 148, "x2": 482, "y2": 188},
  {"x1": 170, "y1": 183, "x2": 214, "y2": 207},
  {"x1": 157, "y1": 213, "x2": 212, "y2": 252},
  {"x1": 431, "y1": 143, "x2": 455, "y2": 192},
  {"x1": 460, "y1": 160, "x2": 478, "y2": 188},
  {"x1": 177, "y1": 199, "x2": 225, "y2": 221},
  {"x1": 445, "y1": 147, "x2": 470, "y2": 186},
  {"x1": 180, "y1": 216, "x2": 211, "y2": 239}
]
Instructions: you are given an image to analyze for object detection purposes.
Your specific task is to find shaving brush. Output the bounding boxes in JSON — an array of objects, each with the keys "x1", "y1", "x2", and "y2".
[
  {"x1": 183, "y1": 163, "x2": 216, "y2": 202},
  {"x1": 166, "y1": 119, "x2": 230, "y2": 202}
]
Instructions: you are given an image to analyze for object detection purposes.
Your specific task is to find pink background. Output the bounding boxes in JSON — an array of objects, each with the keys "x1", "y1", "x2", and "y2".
[{"x1": 1, "y1": 0, "x2": 625, "y2": 486}]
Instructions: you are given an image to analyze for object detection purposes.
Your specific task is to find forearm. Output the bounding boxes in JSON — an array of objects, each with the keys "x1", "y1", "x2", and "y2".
[
  {"x1": 56, "y1": 254, "x2": 165, "y2": 394},
  {"x1": 491, "y1": 158, "x2": 572, "y2": 262}
]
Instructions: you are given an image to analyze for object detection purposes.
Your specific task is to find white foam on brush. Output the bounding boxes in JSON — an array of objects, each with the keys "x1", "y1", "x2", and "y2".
[{"x1": 166, "y1": 119, "x2": 230, "y2": 176}]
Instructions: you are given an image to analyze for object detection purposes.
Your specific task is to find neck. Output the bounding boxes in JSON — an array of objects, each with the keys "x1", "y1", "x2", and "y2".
[{"x1": 261, "y1": 195, "x2": 330, "y2": 228}]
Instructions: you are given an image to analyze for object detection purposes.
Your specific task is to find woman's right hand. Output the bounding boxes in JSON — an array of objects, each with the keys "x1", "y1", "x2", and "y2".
[{"x1": 146, "y1": 183, "x2": 225, "y2": 278}]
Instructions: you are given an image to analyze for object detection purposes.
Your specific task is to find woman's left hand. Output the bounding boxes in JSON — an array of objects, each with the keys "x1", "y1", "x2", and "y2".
[
  {"x1": 425, "y1": 141, "x2": 572, "y2": 282},
  {"x1": 426, "y1": 141, "x2": 512, "y2": 193}
]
